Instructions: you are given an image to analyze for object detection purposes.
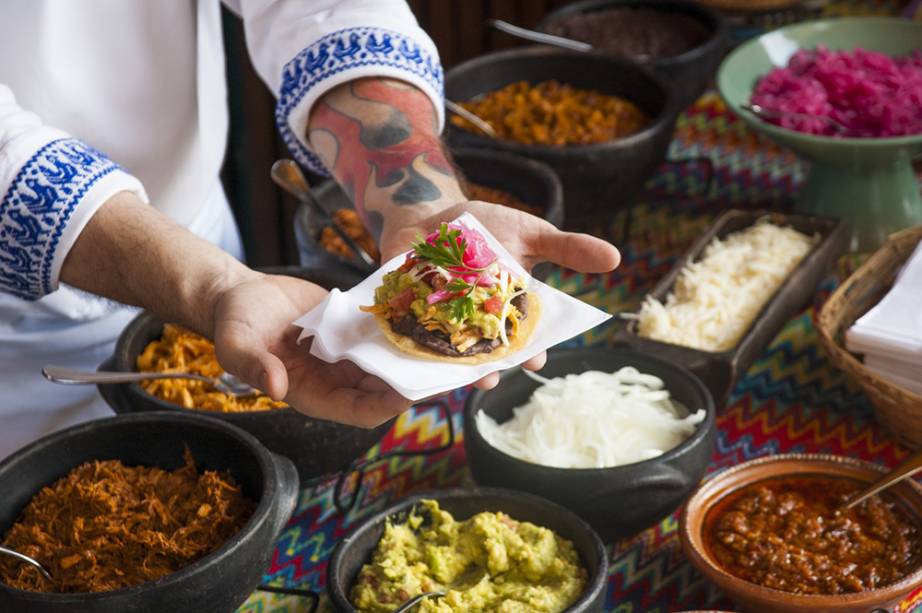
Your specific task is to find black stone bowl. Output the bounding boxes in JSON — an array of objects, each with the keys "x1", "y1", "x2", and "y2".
[
  {"x1": 327, "y1": 487, "x2": 608, "y2": 612},
  {"x1": 0, "y1": 411, "x2": 298, "y2": 613},
  {"x1": 464, "y1": 347, "x2": 715, "y2": 542},
  {"x1": 294, "y1": 147, "x2": 564, "y2": 280},
  {"x1": 538, "y1": 0, "x2": 727, "y2": 110},
  {"x1": 98, "y1": 265, "x2": 393, "y2": 483},
  {"x1": 445, "y1": 47, "x2": 679, "y2": 223}
]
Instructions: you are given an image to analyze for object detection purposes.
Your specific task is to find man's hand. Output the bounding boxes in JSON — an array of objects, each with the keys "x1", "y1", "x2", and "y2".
[
  {"x1": 210, "y1": 273, "x2": 412, "y2": 427},
  {"x1": 62, "y1": 193, "x2": 411, "y2": 427}
]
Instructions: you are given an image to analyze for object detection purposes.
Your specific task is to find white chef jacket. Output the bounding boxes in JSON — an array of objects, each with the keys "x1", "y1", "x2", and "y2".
[{"x1": 0, "y1": 0, "x2": 444, "y2": 457}]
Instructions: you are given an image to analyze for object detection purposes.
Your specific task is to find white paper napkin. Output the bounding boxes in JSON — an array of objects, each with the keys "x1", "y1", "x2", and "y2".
[
  {"x1": 292, "y1": 213, "x2": 611, "y2": 400},
  {"x1": 845, "y1": 240, "x2": 922, "y2": 363}
]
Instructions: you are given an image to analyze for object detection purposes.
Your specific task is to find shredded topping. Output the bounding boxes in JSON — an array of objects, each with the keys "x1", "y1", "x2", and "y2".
[
  {"x1": 137, "y1": 324, "x2": 286, "y2": 412},
  {"x1": 363, "y1": 222, "x2": 528, "y2": 348},
  {"x1": 0, "y1": 449, "x2": 254, "y2": 593},
  {"x1": 636, "y1": 219, "x2": 815, "y2": 352},
  {"x1": 477, "y1": 367, "x2": 705, "y2": 469}
]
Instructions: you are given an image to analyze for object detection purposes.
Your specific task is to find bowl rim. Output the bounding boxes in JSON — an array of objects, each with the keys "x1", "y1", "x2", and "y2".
[
  {"x1": 444, "y1": 46, "x2": 680, "y2": 154},
  {"x1": 449, "y1": 146, "x2": 565, "y2": 213},
  {"x1": 717, "y1": 16, "x2": 922, "y2": 147},
  {"x1": 0, "y1": 411, "x2": 288, "y2": 601},
  {"x1": 326, "y1": 486, "x2": 609, "y2": 612},
  {"x1": 536, "y1": 0, "x2": 727, "y2": 68},
  {"x1": 463, "y1": 346, "x2": 716, "y2": 474},
  {"x1": 679, "y1": 452, "x2": 922, "y2": 605}
]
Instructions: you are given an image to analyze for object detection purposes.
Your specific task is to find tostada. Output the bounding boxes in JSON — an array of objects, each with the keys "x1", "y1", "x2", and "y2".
[{"x1": 361, "y1": 222, "x2": 539, "y2": 363}]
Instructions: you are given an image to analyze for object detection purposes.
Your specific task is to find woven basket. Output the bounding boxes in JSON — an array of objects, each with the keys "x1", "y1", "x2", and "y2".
[{"x1": 817, "y1": 225, "x2": 922, "y2": 448}]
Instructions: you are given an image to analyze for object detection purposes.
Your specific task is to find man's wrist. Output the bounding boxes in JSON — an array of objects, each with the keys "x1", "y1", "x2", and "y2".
[{"x1": 201, "y1": 261, "x2": 263, "y2": 339}]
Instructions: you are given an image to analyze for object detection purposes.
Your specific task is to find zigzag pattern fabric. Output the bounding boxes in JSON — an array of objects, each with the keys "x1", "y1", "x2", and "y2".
[{"x1": 239, "y1": 42, "x2": 922, "y2": 613}]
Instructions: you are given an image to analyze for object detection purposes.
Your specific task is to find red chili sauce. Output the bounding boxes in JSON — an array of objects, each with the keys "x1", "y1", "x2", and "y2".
[{"x1": 704, "y1": 476, "x2": 921, "y2": 595}]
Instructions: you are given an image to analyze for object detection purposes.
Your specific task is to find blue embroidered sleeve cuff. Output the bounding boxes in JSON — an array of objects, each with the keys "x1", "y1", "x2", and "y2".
[
  {"x1": 275, "y1": 26, "x2": 445, "y2": 176},
  {"x1": 0, "y1": 138, "x2": 144, "y2": 301}
]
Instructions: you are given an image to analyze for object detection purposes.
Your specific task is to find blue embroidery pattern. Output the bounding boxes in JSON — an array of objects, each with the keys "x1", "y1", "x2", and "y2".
[
  {"x1": 276, "y1": 27, "x2": 443, "y2": 175},
  {"x1": 0, "y1": 138, "x2": 120, "y2": 300}
]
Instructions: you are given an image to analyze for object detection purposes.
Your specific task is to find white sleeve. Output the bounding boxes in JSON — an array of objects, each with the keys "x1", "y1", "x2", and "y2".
[
  {"x1": 225, "y1": 0, "x2": 444, "y2": 176},
  {"x1": 0, "y1": 84, "x2": 147, "y2": 301}
]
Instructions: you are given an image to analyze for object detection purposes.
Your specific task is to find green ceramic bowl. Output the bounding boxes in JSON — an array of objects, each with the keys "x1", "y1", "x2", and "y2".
[{"x1": 718, "y1": 17, "x2": 922, "y2": 252}]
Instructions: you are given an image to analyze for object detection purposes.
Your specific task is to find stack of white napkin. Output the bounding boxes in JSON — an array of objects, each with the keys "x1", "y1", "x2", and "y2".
[
  {"x1": 845, "y1": 241, "x2": 922, "y2": 395},
  {"x1": 293, "y1": 213, "x2": 611, "y2": 401}
]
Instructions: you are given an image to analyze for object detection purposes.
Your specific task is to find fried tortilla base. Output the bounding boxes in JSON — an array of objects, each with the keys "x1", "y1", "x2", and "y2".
[{"x1": 373, "y1": 293, "x2": 541, "y2": 364}]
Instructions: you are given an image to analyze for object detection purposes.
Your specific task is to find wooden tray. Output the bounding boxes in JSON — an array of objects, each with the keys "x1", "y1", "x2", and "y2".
[{"x1": 613, "y1": 208, "x2": 849, "y2": 405}]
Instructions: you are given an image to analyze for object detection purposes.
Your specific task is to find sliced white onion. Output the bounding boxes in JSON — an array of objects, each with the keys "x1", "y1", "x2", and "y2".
[{"x1": 476, "y1": 367, "x2": 705, "y2": 469}]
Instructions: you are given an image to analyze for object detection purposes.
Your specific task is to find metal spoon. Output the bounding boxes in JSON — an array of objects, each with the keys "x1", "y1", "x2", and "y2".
[
  {"x1": 486, "y1": 18, "x2": 592, "y2": 52},
  {"x1": 270, "y1": 159, "x2": 377, "y2": 271},
  {"x1": 0, "y1": 546, "x2": 53, "y2": 582},
  {"x1": 391, "y1": 568, "x2": 486, "y2": 613},
  {"x1": 42, "y1": 366, "x2": 259, "y2": 398},
  {"x1": 742, "y1": 103, "x2": 852, "y2": 136},
  {"x1": 843, "y1": 447, "x2": 922, "y2": 510},
  {"x1": 444, "y1": 100, "x2": 497, "y2": 138}
]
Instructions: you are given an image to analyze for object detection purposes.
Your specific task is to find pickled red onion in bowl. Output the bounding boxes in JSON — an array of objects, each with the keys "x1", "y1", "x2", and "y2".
[{"x1": 750, "y1": 46, "x2": 922, "y2": 138}]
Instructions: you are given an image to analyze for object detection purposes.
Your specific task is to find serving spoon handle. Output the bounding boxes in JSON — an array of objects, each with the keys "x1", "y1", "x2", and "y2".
[
  {"x1": 390, "y1": 591, "x2": 447, "y2": 613},
  {"x1": 843, "y1": 447, "x2": 922, "y2": 510},
  {"x1": 444, "y1": 100, "x2": 497, "y2": 138},
  {"x1": 742, "y1": 103, "x2": 852, "y2": 136},
  {"x1": 486, "y1": 19, "x2": 593, "y2": 52},
  {"x1": 0, "y1": 545, "x2": 53, "y2": 582},
  {"x1": 270, "y1": 159, "x2": 377, "y2": 271},
  {"x1": 42, "y1": 366, "x2": 212, "y2": 386}
]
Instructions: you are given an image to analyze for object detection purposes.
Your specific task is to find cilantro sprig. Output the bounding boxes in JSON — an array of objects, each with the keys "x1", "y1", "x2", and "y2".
[
  {"x1": 411, "y1": 223, "x2": 499, "y2": 324},
  {"x1": 450, "y1": 296, "x2": 475, "y2": 322},
  {"x1": 411, "y1": 223, "x2": 492, "y2": 273}
]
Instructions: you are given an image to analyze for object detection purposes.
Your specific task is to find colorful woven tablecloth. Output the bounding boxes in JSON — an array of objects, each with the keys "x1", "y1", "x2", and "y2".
[{"x1": 241, "y1": 5, "x2": 919, "y2": 612}]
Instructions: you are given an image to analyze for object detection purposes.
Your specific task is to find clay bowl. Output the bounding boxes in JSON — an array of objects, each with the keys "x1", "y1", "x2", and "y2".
[
  {"x1": 538, "y1": 0, "x2": 727, "y2": 109},
  {"x1": 327, "y1": 487, "x2": 608, "y2": 612},
  {"x1": 0, "y1": 412, "x2": 299, "y2": 613},
  {"x1": 464, "y1": 347, "x2": 716, "y2": 542},
  {"x1": 680, "y1": 454, "x2": 922, "y2": 613},
  {"x1": 445, "y1": 47, "x2": 678, "y2": 224},
  {"x1": 98, "y1": 265, "x2": 393, "y2": 483}
]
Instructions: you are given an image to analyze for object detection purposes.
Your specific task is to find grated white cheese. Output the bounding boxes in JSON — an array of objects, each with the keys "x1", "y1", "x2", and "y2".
[
  {"x1": 476, "y1": 367, "x2": 705, "y2": 469},
  {"x1": 636, "y1": 219, "x2": 816, "y2": 352}
]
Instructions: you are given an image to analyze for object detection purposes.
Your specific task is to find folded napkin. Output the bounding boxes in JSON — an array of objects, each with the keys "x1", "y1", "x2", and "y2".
[
  {"x1": 293, "y1": 213, "x2": 611, "y2": 401},
  {"x1": 845, "y1": 240, "x2": 922, "y2": 364}
]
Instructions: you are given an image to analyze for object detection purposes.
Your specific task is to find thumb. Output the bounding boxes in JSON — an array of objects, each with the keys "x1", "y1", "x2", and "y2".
[
  {"x1": 214, "y1": 322, "x2": 289, "y2": 401},
  {"x1": 530, "y1": 226, "x2": 621, "y2": 273}
]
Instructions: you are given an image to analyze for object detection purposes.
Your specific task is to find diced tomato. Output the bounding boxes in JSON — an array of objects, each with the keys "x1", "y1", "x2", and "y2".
[
  {"x1": 397, "y1": 255, "x2": 416, "y2": 273},
  {"x1": 388, "y1": 288, "x2": 416, "y2": 314},
  {"x1": 484, "y1": 295, "x2": 504, "y2": 314}
]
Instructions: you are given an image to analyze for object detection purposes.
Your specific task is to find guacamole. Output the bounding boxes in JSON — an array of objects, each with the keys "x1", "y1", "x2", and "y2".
[
  {"x1": 374, "y1": 269, "x2": 511, "y2": 340},
  {"x1": 350, "y1": 500, "x2": 587, "y2": 613}
]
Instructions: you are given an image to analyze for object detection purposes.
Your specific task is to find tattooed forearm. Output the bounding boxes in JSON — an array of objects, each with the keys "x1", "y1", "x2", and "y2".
[{"x1": 307, "y1": 78, "x2": 464, "y2": 241}]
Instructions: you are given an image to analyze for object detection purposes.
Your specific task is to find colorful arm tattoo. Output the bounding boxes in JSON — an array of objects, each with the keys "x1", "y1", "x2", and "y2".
[{"x1": 307, "y1": 79, "x2": 464, "y2": 241}]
